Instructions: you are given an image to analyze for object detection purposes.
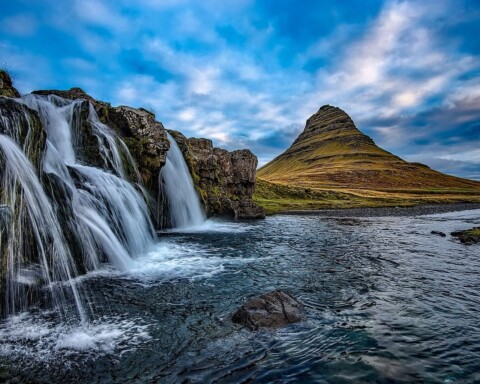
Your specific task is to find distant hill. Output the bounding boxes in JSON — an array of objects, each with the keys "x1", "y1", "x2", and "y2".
[
  {"x1": 255, "y1": 105, "x2": 480, "y2": 213},
  {"x1": 258, "y1": 105, "x2": 480, "y2": 189}
]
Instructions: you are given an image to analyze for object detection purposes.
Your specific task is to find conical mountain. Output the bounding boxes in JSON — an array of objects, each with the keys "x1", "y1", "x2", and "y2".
[{"x1": 257, "y1": 105, "x2": 480, "y2": 190}]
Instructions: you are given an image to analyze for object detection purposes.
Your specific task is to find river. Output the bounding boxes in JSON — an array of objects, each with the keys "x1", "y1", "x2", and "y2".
[{"x1": 1, "y1": 209, "x2": 479, "y2": 383}]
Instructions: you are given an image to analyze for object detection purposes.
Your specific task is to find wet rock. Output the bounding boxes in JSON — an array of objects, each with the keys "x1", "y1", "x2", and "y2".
[
  {"x1": 232, "y1": 290, "x2": 303, "y2": 330},
  {"x1": 0, "y1": 205, "x2": 12, "y2": 246},
  {"x1": 169, "y1": 130, "x2": 265, "y2": 219},
  {"x1": 451, "y1": 227, "x2": 480, "y2": 245},
  {"x1": 0, "y1": 97, "x2": 46, "y2": 168},
  {"x1": 431, "y1": 230, "x2": 446, "y2": 237},
  {"x1": 105, "y1": 106, "x2": 169, "y2": 190}
]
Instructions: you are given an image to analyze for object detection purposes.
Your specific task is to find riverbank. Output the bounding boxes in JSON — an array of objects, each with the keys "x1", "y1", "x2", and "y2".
[{"x1": 281, "y1": 203, "x2": 480, "y2": 217}]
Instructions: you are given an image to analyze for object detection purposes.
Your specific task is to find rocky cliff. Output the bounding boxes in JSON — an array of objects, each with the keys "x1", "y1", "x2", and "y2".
[
  {"x1": 169, "y1": 131, "x2": 265, "y2": 219},
  {"x1": 258, "y1": 105, "x2": 480, "y2": 190},
  {"x1": 6, "y1": 79, "x2": 263, "y2": 222}
]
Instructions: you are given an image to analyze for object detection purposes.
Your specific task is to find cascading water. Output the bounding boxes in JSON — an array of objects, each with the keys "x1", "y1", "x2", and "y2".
[
  {"x1": 0, "y1": 94, "x2": 157, "y2": 320},
  {"x1": 0, "y1": 135, "x2": 85, "y2": 320},
  {"x1": 160, "y1": 132, "x2": 206, "y2": 228}
]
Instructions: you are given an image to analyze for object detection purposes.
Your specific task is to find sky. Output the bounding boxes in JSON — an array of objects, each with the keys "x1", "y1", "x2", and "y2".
[{"x1": 1, "y1": 0, "x2": 479, "y2": 180}]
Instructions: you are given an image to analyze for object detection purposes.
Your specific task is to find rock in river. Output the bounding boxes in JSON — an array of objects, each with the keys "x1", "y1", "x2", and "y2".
[
  {"x1": 451, "y1": 227, "x2": 480, "y2": 245},
  {"x1": 232, "y1": 290, "x2": 303, "y2": 330}
]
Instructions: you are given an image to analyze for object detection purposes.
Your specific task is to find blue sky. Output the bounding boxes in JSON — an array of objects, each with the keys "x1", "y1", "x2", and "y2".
[{"x1": 1, "y1": 0, "x2": 480, "y2": 179}]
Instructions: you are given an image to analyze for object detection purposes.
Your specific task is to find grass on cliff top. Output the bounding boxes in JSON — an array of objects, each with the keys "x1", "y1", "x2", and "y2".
[{"x1": 254, "y1": 178, "x2": 480, "y2": 215}]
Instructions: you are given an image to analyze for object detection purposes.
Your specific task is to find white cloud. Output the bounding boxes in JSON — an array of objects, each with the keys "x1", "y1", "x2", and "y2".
[{"x1": 178, "y1": 108, "x2": 196, "y2": 122}]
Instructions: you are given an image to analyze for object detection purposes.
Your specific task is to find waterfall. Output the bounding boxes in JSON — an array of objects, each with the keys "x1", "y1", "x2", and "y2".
[
  {"x1": 0, "y1": 135, "x2": 85, "y2": 320},
  {"x1": 0, "y1": 94, "x2": 157, "y2": 319},
  {"x1": 160, "y1": 132, "x2": 206, "y2": 228}
]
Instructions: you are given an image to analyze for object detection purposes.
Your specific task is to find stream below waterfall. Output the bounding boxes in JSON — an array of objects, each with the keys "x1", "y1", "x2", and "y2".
[{"x1": 1, "y1": 209, "x2": 479, "y2": 383}]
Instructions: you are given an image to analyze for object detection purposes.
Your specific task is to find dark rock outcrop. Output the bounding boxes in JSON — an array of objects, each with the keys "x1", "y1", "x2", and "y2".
[
  {"x1": 451, "y1": 227, "x2": 480, "y2": 245},
  {"x1": 431, "y1": 230, "x2": 446, "y2": 237},
  {"x1": 0, "y1": 97, "x2": 46, "y2": 168},
  {"x1": 169, "y1": 131, "x2": 265, "y2": 219},
  {"x1": 232, "y1": 290, "x2": 303, "y2": 330},
  {"x1": 106, "y1": 106, "x2": 169, "y2": 192}
]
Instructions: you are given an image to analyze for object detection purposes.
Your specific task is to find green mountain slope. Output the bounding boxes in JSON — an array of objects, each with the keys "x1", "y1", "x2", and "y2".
[{"x1": 257, "y1": 105, "x2": 480, "y2": 190}]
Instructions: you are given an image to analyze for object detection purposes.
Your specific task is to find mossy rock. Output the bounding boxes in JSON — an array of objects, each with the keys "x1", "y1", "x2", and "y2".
[
  {"x1": 451, "y1": 227, "x2": 480, "y2": 245},
  {"x1": 0, "y1": 70, "x2": 20, "y2": 98}
]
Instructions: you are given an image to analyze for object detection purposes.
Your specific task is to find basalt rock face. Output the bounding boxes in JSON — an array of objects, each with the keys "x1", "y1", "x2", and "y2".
[
  {"x1": 258, "y1": 105, "x2": 480, "y2": 190},
  {"x1": 104, "y1": 106, "x2": 169, "y2": 194},
  {"x1": 169, "y1": 131, "x2": 265, "y2": 219}
]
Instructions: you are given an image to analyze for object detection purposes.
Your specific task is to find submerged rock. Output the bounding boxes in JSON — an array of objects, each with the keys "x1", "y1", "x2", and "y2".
[
  {"x1": 451, "y1": 227, "x2": 480, "y2": 245},
  {"x1": 431, "y1": 230, "x2": 446, "y2": 237},
  {"x1": 232, "y1": 290, "x2": 303, "y2": 330}
]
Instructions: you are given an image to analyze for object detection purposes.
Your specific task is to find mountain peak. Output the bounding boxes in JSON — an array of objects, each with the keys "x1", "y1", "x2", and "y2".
[
  {"x1": 258, "y1": 105, "x2": 480, "y2": 190},
  {"x1": 290, "y1": 104, "x2": 375, "y2": 153}
]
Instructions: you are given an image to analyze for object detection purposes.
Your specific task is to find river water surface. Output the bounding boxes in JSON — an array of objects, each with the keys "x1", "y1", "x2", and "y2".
[{"x1": 1, "y1": 209, "x2": 479, "y2": 383}]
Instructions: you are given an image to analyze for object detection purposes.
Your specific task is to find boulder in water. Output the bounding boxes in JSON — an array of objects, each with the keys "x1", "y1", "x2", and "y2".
[
  {"x1": 232, "y1": 290, "x2": 304, "y2": 330},
  {"x1": 431, "y1": 230, "x2": 446, "y2": 237}
]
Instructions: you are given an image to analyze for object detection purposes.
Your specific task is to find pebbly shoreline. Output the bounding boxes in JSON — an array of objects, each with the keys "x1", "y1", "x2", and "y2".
[{"x1": 280, "y1": 203, "x2": 480, "y2": 217}]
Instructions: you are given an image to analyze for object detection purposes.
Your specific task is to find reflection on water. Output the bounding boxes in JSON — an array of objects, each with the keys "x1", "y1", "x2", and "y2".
[{"x1": 1, "y1": 210, "x2": 480, "y2": 383}]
